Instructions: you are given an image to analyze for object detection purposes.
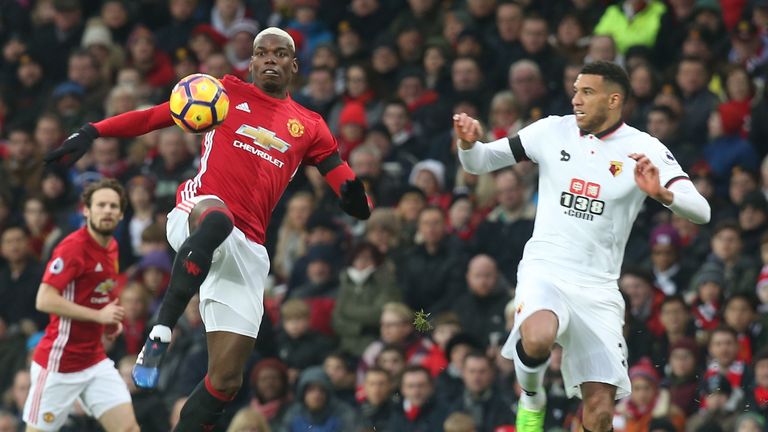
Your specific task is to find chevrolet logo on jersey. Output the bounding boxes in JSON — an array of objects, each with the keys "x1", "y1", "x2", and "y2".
[
  {"x1": 94, "y1": 279, "x2": 116, "y2": 295},
  {"x1": 236, "y1": 125, "x2": 291, "y2": 153}
]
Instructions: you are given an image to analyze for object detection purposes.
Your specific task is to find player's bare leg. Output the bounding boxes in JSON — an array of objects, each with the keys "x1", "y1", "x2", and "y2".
[
  {"x1": 133, "y1": 198, "x2": 234, "y2": 388},
  {"x1": 580, "y1": 382, "x2": 616, "y2": 432},
  {"x1": 514, "y1": 310, "x2": 558, "y2": 431},
  {"x1": 174, "y1": 330, "x2": 256, "y2": 431},
  {"x1": 98, "y1": 402, "x2": 140, "y2": 432}
]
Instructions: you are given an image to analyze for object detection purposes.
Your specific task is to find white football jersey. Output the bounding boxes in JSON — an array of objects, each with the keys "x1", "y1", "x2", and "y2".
[{"x1": 516, "y1": 115, "x2": 687, "y2": 285}]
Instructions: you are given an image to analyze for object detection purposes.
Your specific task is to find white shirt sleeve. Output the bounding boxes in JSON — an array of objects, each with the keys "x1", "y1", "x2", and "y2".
[
  {"x1": 666, "y1": 178, "x2": 711, "y2": 224},
  {"x1": 457, "y1": 137, "x2": 517, "y2": 175}
]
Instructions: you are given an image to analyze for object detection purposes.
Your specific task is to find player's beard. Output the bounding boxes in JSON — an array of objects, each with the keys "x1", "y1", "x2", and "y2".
[
  {"x1": 89, "y1": 218, "x2": 116, "y2": 237},
  {"x1": 581, "y1": 107, "x2": 609, "y2": 134}
]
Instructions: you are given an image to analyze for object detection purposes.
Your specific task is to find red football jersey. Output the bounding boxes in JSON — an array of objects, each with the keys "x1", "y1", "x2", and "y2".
[
  {"x1": 176, "y1": 75, "x2": 338, "y2": 243},
  {"x1": 33, "y1": 227, "x2": 119, "y2": 373}
]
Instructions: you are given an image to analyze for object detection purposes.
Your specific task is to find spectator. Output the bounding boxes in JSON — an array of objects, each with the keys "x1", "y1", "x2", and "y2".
[
  {"x1": 3, "y1": 127, "x2": 43, "y2": 210},
  {"x1": 249, "y1": 358, "x2": 292, "y2": 431},
  {"x1": 435, "y1": 333, "x2": 482, "y2": 407},
  {"x1": 276, "y1": 299, "x2": 335, "y2": 380},
  {"x1": 0, "y1": 226, "x2": 45, "y2": 332},
  {"x1": 651, "y1": 295, "x2": 694, "y2": 372},
  {"x1": 349, "y1": 144, "x2": 402, "y2": 208},
  {"x1": 273, "y1": 191, "x2": 314, "y2": 283},
  {"x1": 22, "y1": 196, "x2": 65, "y2": 264},
  {"x1": 226, "y1": 19, "x2": 260, "y2": 79},
  {"x1": 154, "y1": 0, "x2": 201, "y2": 56},
  {"x1": 613, "y1": 357, "x2": 686, "y2": 432},
  {"x1": 704, "y1": 326, "x2": 748, "y2": 408},
  {"x1": 117, "y1": 281, "x2": 150, "y2": 356},
  {"x1": 593, "y1": 0, "x2": 667, "y2": 53},
  {"x1": 738, "y1": 191, "x2": 768, "y2": 257},
  {"x1": 675, "y1": 56, "x2": 719, "y2": 146},
  {"x1": 664, "y1": 337, "x2": 701, "y2": 417},
  {"x1": 227, "y1": 407, "x2": 271, "y2": 432},
  {"x1": 648, "y1": 224, "x2": 695, "y2": 296},
  {"x1": 286, "y1": 244, "x2": 340, "y2": 335},
  {"x1": 449, "y1": 352, "x2": 515, "y2": 431},
  {"x1": 389, "y1": 365, "x2": 448, "y2": 432},
  {"x1": 281, "y1": 366, "x2": 362, "y2": 432},
  {"x1": 619, "y1": 266, "x2": 666, "y2": 337},
  {"x1": 452, "y1": 255, "x2": 511, "y2": 347},
  {"x1": 332, "y1": 241, "x2": 400, "y2": 357},
  {"x1": 723, "y1": 293, "x2": 766, "y2": 364},
  {"x1": 359, "y1": 366, "x2": 395, "y2": 430},
  {"x1": 399, "y1": 206, "x2": 466, "y2": 314},
  {"x1": 323, "y1": 351, "x2": 358, "y2": 406},
  {"x1": 29, "y1": 0, "x2": 85, "y2": 82},
  {"x1": 689, "y1": 262, "x2": 725, "y2": 335},
  {"x1": 698, "y1": 221, "x2": 760, "y2": 297},
  {"x1": 444, "y1": 411, "x2": 477, "y2": 432},
  {"x1": 686, "y1": 373, "x2": 739, "y2": 432},
  {"x1": 421, "y1": 312, "x2": 462, "y2": 378},
  {"x1": 472, "y1": 169, "x2": 535, "y2": 285}
]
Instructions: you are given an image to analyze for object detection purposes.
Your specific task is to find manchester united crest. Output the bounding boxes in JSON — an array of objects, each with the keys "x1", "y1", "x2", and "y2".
[
  {"x1": 43, "y1": 412, "x2": 55, "y2": 423},
  {"x1": 287, "y1": 119, "x2": 304, "y2": 137},
  {"x1": 609, "y1": 161, "x2": 623, "y2": 177}
]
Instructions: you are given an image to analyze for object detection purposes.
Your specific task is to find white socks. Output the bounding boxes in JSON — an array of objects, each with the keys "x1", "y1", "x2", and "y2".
[
  {"x1": 149, "y1": 325, "x2": 172, "y2": 343},
  {"x1": 514, "y1": 340, "x2": 549, "y2": 411}
]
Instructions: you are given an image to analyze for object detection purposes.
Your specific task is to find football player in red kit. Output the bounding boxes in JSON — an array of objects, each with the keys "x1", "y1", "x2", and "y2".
[
  {"x1": 24, "y1": 179, "x2": 139, "y2": 432},
  {"x1": 44, "y1": 27, "x2": 371, "y2": 431}
]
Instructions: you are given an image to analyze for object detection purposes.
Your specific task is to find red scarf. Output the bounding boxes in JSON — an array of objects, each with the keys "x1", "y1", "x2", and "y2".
[
  {"x1": 404, "y1": 400, "x2": 422, "y2": 421},
  {"x1": 251, "y1": 398, "x2": 285, "y2": 420},
  {"x1": 754, "y1": 386, "x2": 768, "y2": 408}
]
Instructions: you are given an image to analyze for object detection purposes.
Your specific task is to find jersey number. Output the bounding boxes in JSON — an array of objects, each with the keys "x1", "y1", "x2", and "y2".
[{"x1": 560, "y1": 192, "x2": 604, "y2": 215}]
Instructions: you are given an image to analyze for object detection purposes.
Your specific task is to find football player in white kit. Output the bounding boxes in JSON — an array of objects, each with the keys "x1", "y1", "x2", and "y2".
[{"x1": 453, "y1": 61, "x2": 711, "y2": 432}]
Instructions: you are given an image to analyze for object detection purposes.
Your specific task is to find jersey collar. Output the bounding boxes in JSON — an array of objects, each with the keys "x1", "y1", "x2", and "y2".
[{"x1": 579, "y1": 119, "x2": 624, "y2": 140}]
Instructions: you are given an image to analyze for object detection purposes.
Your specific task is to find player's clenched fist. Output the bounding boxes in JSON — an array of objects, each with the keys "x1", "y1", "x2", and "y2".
[
  {"x1": 44, "y1": 123, "x2": 100, "y2": 166},
  {"x1": 453, "y1": 113, "x2": 484, "y2": 149},
  {"x1": 97, "y1": 298, "x2": 125, "y2": 325}
]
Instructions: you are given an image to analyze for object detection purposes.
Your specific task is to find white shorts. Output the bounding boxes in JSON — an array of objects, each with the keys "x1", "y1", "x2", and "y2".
[
  {"x1": 23, "y1": 359, "x2": 131, "y2": 431},
  {"x1": 500, "y1": 262, "x2": 631, "y2": 400},
  {"x1": 167, "y1": 195, "x2": 268, "y2": 338}
]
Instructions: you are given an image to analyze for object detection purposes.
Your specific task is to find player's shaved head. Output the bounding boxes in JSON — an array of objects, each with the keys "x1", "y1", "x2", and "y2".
[
  {"x1": 580, "y1": 61, "x2": 630, "y2": 100},
  {"x1": 253, "y1": 27, "x2": 295, "y2": 53}
]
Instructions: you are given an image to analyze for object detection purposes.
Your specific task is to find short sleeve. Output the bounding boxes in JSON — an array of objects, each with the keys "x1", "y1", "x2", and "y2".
[
  {"x1": 648, "y1": 141, "x2": 688, "y2": 188},
  {"x1": 303, "y1": 118, "x2": 339, "y2": 166},
  {"x1": 42, "y1": 246, "x2": 83, "y2": 292},
  {"x1": 516, "y1": 116, "x2": 555, "y2": 164}
]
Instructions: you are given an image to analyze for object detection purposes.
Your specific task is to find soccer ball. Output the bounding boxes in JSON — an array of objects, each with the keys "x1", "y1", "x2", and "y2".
[{"x1": 169, "y1": 73, "x2": 230, "y2": 134}]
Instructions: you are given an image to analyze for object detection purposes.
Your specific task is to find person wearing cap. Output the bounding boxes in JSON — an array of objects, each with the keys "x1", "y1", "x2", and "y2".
[
  {"x1": 248, "y1": 357, "x2": 292, "y2": 430},
  {"x1": 613, "y1": 357, "x2": 685, "y2": 432},
  {"x1": 648, "y1": 224, "x2": 694, "y2": 296},
  {"x1": 686, "y1": 373, "x2": 739, "y2": 431},
  {"x1": 281, "y1": 366, "x2": 363, "y2": 431},
  {"x1": 226, "y1": 19, "x2": 260, "y2": 79},
  {"x1": 46, "y1": 26, "x2": 372, "y2": 431},
  {"x1": 729, "y1": 19, "x2": 768, "y2": 76}
]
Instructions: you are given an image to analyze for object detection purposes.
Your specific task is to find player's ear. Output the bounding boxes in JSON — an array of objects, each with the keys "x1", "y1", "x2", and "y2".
[{"x1": 292, "y1": 57, "x2": 298, "y2": 73}]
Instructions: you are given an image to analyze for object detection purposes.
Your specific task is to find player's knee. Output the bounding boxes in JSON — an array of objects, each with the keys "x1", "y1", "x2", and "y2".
[
  {"x1": 191, "y1": 208, "x2": 234, "y2": 251},
  {"x1": 207, "y1": 369, "x2": 243, "y2": 396},
  {"x1": 521, "y1": 333, "x2": 554, "y2": 358}
]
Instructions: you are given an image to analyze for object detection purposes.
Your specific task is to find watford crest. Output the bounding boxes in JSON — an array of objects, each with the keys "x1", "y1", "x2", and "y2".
[{"x1": 609, "y1": 161, "x2": 623, "y2": 177}]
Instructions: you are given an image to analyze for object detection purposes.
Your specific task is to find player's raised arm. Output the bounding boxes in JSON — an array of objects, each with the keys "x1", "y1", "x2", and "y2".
[
  {"x1": 44, "y1": 102, "x2": 176, "y2": 166},
  {"x1": 454, "y1": 112, "x2": 520, "y2": 175},
  {"x1": 629, "y1": 152, "x2": 711, "y2": 224}
]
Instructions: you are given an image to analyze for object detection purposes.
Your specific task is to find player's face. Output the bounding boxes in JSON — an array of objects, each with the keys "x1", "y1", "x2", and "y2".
[
  {"x1": 249, "y1": 34, "x2": 298, "y2": 97},
  {"x1": 572, "y1": 74, "x2": 620, "y2": 133},
  {"x1": 84, "y1": 188, "x2": 123, "y2": 236}
]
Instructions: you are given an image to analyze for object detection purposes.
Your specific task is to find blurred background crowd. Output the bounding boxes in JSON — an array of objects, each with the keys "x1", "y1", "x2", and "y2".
[{"x1": 2, "y1": 0, "x2": 768, "y2": 431}]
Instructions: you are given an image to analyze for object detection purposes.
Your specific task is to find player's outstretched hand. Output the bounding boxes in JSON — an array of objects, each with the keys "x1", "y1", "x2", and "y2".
[
  {"x1": 44, "y1": 123, "x2": 99, "y2": 166},
  {"x1": 97, "y1": 298, "x2": 125, "y2": 325},
  {"x1": 453, "y1": 113, "x2": 484, "y2": 146},
  {"x1": 629, "y1": 153, "x2": 661, "y2": 198},
  {"x1": 340, "y1": 178, "x2": 372, "y2": 220}
]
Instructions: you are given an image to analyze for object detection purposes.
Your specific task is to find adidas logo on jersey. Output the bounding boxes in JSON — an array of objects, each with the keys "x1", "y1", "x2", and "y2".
[
  {"x1": 95, "y1": 262, "x2": 103, "y2": 272},
  {"x1": 235, "y1": 102, "x2": 251, "y2": 113}
]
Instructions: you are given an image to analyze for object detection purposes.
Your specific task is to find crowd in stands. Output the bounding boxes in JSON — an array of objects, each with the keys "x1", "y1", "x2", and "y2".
[{"x1": 3, "y1": 0, "x2": 768, "y2": 430}]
